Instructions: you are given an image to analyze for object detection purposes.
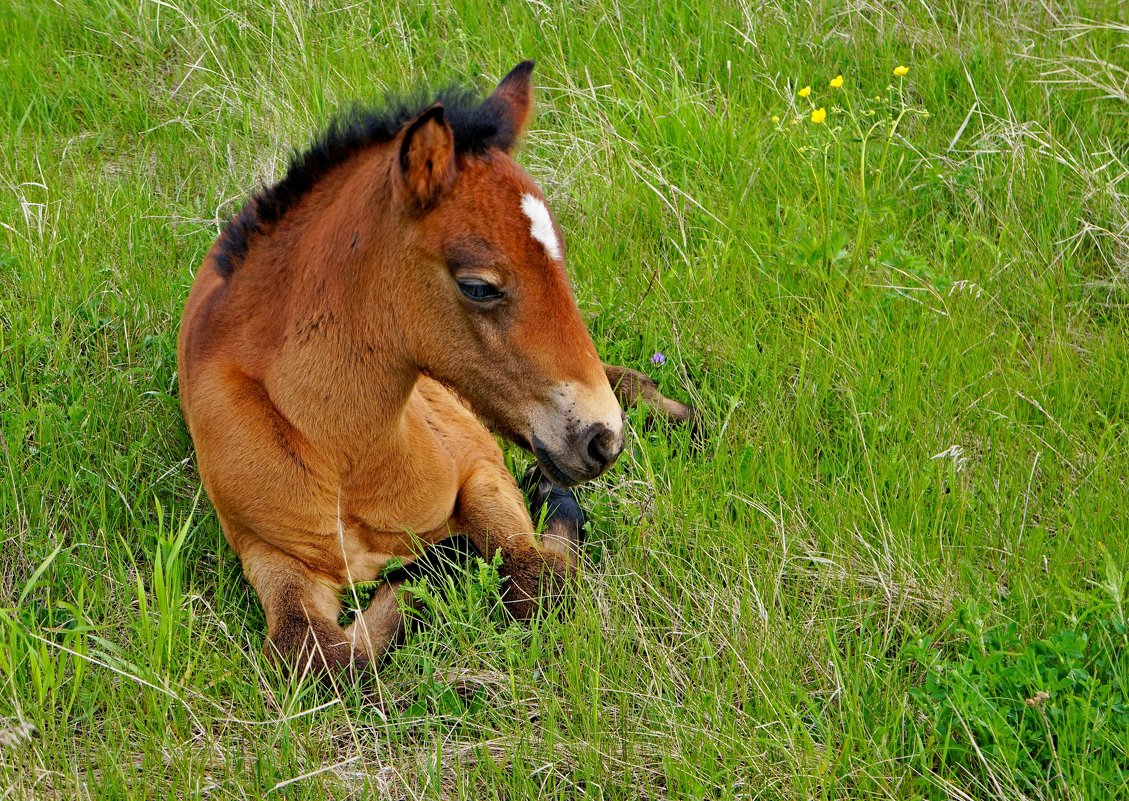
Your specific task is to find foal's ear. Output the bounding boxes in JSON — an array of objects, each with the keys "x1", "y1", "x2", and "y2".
[
  {"x1": 397, "y1": 104, "x2": 457, "y2": 210},
  {"x1": 482, "y1": 60, "x2": 535, "y2": 153}
]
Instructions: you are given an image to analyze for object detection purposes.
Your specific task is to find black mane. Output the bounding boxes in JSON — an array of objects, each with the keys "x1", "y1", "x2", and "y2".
[{"x1": 213, "y1": 82, "x2": 515, "y2": 278}]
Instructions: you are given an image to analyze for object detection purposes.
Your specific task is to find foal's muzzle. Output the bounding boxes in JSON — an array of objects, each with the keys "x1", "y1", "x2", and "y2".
[{"x1": 532, "y1": 417, "x2": 625, "y2": 487}]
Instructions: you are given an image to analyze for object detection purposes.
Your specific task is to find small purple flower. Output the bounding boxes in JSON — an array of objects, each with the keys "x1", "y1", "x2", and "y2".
[{"x1": 651, "y1": 351, "x2": 666, "y2": 367}]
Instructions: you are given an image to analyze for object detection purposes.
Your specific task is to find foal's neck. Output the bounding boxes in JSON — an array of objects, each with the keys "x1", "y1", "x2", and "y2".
[{"x1": 255, "y1": 146, "x2": 422, "y2": 459}]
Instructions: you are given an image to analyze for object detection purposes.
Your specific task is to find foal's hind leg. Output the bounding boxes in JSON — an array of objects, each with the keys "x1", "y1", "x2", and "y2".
[
  {"x1": 521, "y1": 465, "x2": 585, "y2": 564},
  {"x1": 457, "y1": 462, "x2": 575, "y2": 620},
  {"x1": 605, "y1": 364, "x2": 697, "y2": 428}
]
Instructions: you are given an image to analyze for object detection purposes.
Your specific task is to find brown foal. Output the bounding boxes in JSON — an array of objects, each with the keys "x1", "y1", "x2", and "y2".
[{"x1": 177, "y1": 61, "x2": 693, "y2": 681}]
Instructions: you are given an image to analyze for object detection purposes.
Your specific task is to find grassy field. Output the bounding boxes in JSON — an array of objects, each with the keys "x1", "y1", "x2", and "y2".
[{"x1": 2, "y1": 0, "x2": 1128, "y2": 797}]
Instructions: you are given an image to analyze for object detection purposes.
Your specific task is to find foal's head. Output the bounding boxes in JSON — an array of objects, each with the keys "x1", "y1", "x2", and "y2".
[{"x1": 388, "y1": 62, "x2": 624, "y2": 485}]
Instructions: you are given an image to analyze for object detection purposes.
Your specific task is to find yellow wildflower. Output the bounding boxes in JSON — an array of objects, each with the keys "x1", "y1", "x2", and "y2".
[
  {"x1": 811, "y1": 107, "x2": 826, "y2": 124},
  {"x1": 830, "y1": 75, "x2": 843, "y2": 88},
  {"x1": 893, "y1": 65, "x2": 909, "y2": 76},
  {"x1": 771, "y1": 115, "x2": 780, "y2": 123},
  {"x1": 798, "y1": 85, "x2": 811, "y2": 98}
]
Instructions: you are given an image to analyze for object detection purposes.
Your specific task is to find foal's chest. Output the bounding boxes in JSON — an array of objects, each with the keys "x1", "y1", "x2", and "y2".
[{"x1": 336, "y1": 419, "x2": 461, "y2": 560}]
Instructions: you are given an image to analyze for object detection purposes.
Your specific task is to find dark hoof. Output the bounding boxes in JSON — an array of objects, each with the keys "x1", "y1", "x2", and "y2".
[{"x1": 521, "y1": 465, "x2": 586, "y2": 541}]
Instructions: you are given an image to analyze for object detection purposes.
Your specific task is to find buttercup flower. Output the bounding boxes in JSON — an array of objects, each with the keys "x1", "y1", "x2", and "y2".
[
  {"x1": 771, "y1": 115, "x2": 780, "y2": 123},
  {"x1": 830, "y1": 75, "x2": 843, "y2": 88},
  {"x1": 798, "y1": 85, "x2": 811, "y2": 98},
  {"x1": 810, "y1": 107, "x2": 826, "y2": 124},
  {"x1": 894, "y1": 65, "x2": 909, "y2": 76}
]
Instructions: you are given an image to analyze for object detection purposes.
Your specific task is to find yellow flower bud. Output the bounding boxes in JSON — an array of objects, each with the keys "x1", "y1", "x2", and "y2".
[{"x1": 771, "y1": 115, "x2": 780, "y2": 123}]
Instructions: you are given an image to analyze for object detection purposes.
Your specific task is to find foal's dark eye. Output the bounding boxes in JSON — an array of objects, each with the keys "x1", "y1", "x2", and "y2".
[{"x1": 457, "y1": 279, "x2": 504, "y2": 302}]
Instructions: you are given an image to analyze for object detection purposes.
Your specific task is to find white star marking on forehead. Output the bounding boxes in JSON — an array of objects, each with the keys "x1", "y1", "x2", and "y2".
[{"x1": 520, "y1": 193, "x2": 562, "y2": 261}]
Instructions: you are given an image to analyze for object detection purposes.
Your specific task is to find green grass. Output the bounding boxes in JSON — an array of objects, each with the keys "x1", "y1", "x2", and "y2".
[{"x1": 1, "y1": 0, "x2": 1127, "y2": 797}]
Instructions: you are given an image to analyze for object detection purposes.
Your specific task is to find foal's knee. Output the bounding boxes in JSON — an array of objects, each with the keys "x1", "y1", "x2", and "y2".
[{"x1": 499, "y1": 547, "x2": 575, "y2": 620}]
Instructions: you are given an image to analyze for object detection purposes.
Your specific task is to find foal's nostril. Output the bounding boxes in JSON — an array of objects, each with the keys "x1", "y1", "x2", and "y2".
[
  {"x1": 585, "y1": 427, "x2": 605, "y2": 464},
  {"x1": 583, "y1": 423, "x2": 621, "y2": 470}
]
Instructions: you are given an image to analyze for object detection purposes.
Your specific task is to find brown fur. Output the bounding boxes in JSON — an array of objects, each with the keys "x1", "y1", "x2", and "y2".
[{"x1": 178, "y1": 63, "x2": 695, "y2": 682}]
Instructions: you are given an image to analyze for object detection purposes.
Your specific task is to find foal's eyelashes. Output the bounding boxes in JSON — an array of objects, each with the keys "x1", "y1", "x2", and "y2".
[{"x1": 457, "y1": 277, "x2": 505, "y2": 303}]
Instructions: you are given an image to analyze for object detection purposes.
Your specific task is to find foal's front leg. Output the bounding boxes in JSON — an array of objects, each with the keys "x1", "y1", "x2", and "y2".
[
  {"x1": 457, "y1": 462, "x2": 575, "y2": 619},
  {"x1": 237, "y1": 538, "x2": 363, "y2": 680},
  {"x1": 239, "y1": 534, "x2": 406, "y2": 683}
]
